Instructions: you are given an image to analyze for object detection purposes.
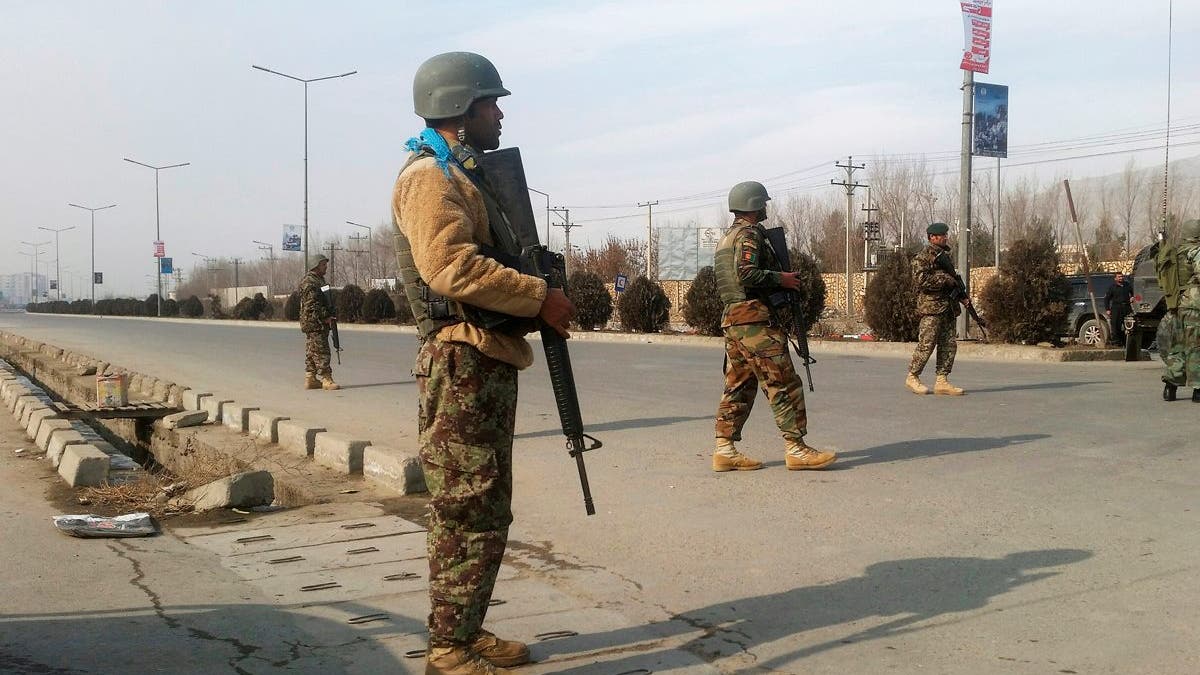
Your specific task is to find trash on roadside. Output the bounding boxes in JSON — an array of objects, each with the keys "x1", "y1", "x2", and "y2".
[
  {"x1": 232, "y1": 508, "x2": 250, "y2": 514},
  {"x1": 77, "y1": 497, "x2": 92, "y2": 506},
  {"x1": 52, "y1": 512, "x2": 158, "y2": 538},
  {"x1": 14, "y1": 448, "x2": 25, "y2": 454}
]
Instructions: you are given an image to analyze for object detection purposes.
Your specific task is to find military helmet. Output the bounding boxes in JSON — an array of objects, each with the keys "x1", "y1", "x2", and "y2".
[
  {"x1": 310, "y1": 254, "x2": 330, "y2": 270},
  {"x1": 413, "y1": 52, "x2": 510, "y2": 121},
  {"x1": 926, "y1": 222, "x2": 950, "y2": 236},
  {"x1": 728, "y1": 181, "x2": 772, "y2": 212},
  {"x1": 1182, "y1": 219, "x2": 1200, "y2": 241}
]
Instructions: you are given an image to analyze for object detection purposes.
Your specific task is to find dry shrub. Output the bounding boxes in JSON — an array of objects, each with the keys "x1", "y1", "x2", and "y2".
[
  {"x1": 683, "y1": 266, "x2": 722, "y2": 336},
  {"x1": 864, "y1": 250, "x2": 919, "y2": 341},
  {"x1": 567, "y1": 270, "x2": 613, "y2": 331},
  {"x1": 978, "y1": 233, "x2": 1070, "y2": 344}
]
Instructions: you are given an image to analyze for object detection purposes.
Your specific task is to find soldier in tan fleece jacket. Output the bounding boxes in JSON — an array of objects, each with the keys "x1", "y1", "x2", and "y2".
[{"x1": 392, "y1": 52, "x2": 574, "y2": 675}]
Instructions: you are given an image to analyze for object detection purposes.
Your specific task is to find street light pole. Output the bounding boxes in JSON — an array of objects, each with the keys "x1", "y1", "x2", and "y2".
[
  {"x1": 37, "y1": 225, "x2": 75, "y2": 300},
  {"x1": 124, "y1": 158, "x2": 189, "y2": 316},
  {"x1": 68, "y1": 202, "x2": 116, "y2": 308},
  {"x1": 253, "y1": 65, "x2": 357, "y2": 273},
  {"x1": 19, "y1": 240, "x2": 50, "y2": 303}
]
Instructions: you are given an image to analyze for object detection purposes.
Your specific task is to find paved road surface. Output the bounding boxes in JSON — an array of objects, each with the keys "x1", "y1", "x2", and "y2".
[{"x1": 2, "y1": 312, "x2": 1198, "y2": 674}]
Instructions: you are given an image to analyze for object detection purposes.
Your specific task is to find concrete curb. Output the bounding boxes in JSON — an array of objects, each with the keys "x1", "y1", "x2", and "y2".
[{"x1": 313, "y1": 433, "x2": 371, "y2": 475}]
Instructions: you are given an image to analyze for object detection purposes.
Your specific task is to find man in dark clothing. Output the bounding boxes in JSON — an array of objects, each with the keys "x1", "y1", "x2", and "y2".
[{"x1": 1104, "y1": 273, "x2": 1135, "y2": 346}]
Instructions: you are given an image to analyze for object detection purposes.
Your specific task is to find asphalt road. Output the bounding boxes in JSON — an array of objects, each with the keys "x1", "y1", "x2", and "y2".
[{"x1": 3, "y1": 312, "x2": 1198, "y2": 674}]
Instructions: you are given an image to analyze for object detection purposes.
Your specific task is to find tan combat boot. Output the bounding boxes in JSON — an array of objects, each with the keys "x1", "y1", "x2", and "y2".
[
  {"x1": 471, "y1": 630, "x2": 530, "y2": 668},
  {"x1": 785, "y1": 441, "x2": 837, "y2": 471},
  {"x1": 304, "y1": 373, "x2": 320, "y2": 390},
  {"x1": 320, "y1": 375, "x2": 341, "y2": 391},
  {"x1": 713, "y1": 439, "x2": 763, "y2": 472},
  {"x1": 426, "y1": 646, "x2": 510, "y2": 675},
  {"x1": 905, "y1": 373, "x2": 929, "y2": 395},
  {"x1": 934, "y1": 375, "x2": 965, "y2": 396}
]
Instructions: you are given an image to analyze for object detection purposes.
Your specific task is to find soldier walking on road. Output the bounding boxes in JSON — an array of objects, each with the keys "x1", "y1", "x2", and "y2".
[
  {"x1": 1158, "y1": 219, "x2": 1200, "y2": 402},
  {"x1": 711, "y1": 181, "x2": 836, "y2": 473},
  {"x1": 298, "y1": 254, "x2": 339, "y2": 391},
  {"x1": 906, "y1": 222, "x2": 969, "y2": 396},
  {"x1": 392, "y1": 52, "x2": 575, "y2": 675}
]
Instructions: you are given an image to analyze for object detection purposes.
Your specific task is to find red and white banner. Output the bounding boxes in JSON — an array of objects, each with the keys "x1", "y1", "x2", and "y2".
[
  {"x1": 153, "y1": 240, "x2": 165, "y2": 258},
  {"x1": 960, "y1": 0, "x2": 993, "y2": 73}
]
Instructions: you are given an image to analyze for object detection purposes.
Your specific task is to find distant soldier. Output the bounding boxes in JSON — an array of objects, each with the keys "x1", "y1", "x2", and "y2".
[
  {"x1": 1157, "y1": 218, "x2": 1200, "y2": 401},
  {"x1": 906, "y1": 222, "x2": 968, "y2": 395},
  {"x1": 298, "y1": 254, "x2": 339, "y2": 391},
  {"x1": 711, "y1": 180, "x2": 836, "y2": 473}
]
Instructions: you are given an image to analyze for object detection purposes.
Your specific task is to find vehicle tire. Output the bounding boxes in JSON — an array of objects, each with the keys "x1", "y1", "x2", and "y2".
[
  {"x1": 1078, "y1": 318, "x2": 1108, "y2": 347},
  {"x1": 1124, "y1": 326, "x2": 1142, "y2": 361}
]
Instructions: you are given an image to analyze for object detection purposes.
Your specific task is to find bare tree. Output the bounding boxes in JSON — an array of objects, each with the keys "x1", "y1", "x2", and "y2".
[{"x1": 1119, "y1": 158, "x2": 1145, "y2": 253}]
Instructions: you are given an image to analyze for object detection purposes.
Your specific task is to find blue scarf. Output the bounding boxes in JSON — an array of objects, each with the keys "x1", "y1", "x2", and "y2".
[{"x1": 403, "y1": 128, "x2": 456, "y2": 178}]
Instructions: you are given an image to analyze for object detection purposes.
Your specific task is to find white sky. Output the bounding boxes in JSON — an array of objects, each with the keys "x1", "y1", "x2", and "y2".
[{"x1": 1, "y1": 0, "x2": 1197, "y2": 297}]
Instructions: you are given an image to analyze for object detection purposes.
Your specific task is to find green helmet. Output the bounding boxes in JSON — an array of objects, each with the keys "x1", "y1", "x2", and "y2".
[
  {"x1": 728, "y1": 181, "x2": 771, "y2": 212},
  {"x1": 1182, "y1": 219, "x2": 1200, "y2": 241},
  {"x1": 310, "y1": 254, "x2": 329, "y2": 270},
  {"x1": 413, "y1": 52, "x2": 511, "y2": 121}
]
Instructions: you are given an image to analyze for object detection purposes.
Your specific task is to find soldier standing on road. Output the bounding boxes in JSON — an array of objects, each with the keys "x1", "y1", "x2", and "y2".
[
  {"x1": 906, "y1": 222, "x2": 969, "y2": 396},
  {"x1": 1104, "y1": 272, "x2": 1134, "y2": 346},
  {"x1": 711, "y1": 181, "x2": 836, "y2": 473},
  {"x1": 392, "y1": 52, "x2": 575, "y2": 675},
  {"x1": 298, "y1": 254, "x2": 339, "y2": 391},
  {"x1": 1159, "y1": 219, "x2": 1200, "y2": 402}
]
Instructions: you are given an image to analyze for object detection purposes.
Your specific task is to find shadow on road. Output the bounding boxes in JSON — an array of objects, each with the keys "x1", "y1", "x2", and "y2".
[
  {"x1": 970, "y1": 380, "x2": 1109, "y2": 394},
  {"x1": 829, "y1": 433, "x2": 1050, "y2": 469},
  {"x1": 0, "y1": 599, "x2": 422, "y2": 673},
  {"x1": 515, "y1": 415, "x2": 712, "y2": 440},
  {"x1": 535, "y1": 548, "x2": 1092, "y2": 674}
]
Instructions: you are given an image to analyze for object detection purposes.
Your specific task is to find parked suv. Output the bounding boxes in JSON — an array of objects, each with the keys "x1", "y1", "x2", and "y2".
[{"x1": 1065, "y1": 272, "x2": 1117, "y2": 346}]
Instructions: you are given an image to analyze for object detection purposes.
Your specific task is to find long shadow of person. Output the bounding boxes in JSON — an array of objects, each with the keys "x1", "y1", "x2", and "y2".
[
  {"x1": 535, "y1": 548, "x2": 1091, "y2": 674},
  {"x1": 827, "y1": 433, "x2": 1050, "y2": 469}
]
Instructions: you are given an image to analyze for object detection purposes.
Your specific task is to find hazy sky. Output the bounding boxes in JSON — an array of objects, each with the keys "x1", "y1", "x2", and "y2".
[{"x1": 2, "y1": 1, "x2": 1197, "y2": 298}]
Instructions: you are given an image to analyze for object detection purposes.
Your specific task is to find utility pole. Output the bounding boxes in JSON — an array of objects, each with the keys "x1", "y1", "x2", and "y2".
[
  {"x1": 348, "y1": 233, "x2": 368, "y2": 287},
  {"x1": 548, "y1": 206, "x2": 570, "y2": 254},
  {"x1": 551, "y1": 208, "x2": 580, "y2": 276},
  {"x1": 346, "y1": 221, "x2": 372, "y2": 284},
  {"x1": 831, "y1": 157, "x2": 866, "y2": 316},
  {"x1": 253, "y1": 240, "x2": 277, "y2": 295},
  {"x1": 231, "y1": 258, "x2": 243, "y2": 305},
  {"x1": 957, "y1": 68, "x2": 976, "y2": 338},
  {"x1": 322, "y1": 242, "x2": 344, "y2": 287},
  {"x1": 638, "y1": 200, "x2": 659, "y2": 279}
]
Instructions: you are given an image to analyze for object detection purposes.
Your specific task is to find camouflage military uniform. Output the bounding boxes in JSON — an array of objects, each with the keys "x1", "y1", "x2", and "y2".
[
  {"x1": 298, "y1": 270, "x2": 332, "y2": 377},
  {"x1": 909, "y1": 244, "x2": 961, "y2": 377},
  {"x1": 1174, "y1": 238, "x2": 1200, "y2": 387},
  {"x1": 714, "y1": 218, "x2": 808, "y2": 443}
]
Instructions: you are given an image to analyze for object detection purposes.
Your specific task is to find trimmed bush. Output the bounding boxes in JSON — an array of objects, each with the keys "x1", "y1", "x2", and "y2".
[
  {"x1": 567, "y1": 271, "x2": 613, "y2": 331},
  {"x1": 361, "y1": 288, "x2": 397, "y2": 324},
  {"x1": 232, "y1": 293, "x2": 272, "y2": 320},
  {"x1": 181, "y1": 295, "x2": 203, "y2": 318},
  {"x1": 257, "y1": 293, "x2": 274, "y2": 320},
  {"x1": 336, "y1": 284, "x2": 365, "y2": 323},
  {"x1": 682, "y1": 266, "x2": 723, "y2": 336},
  {"x1": 208, "y1": 294, "x2": 226, "y2": 319},
  {"x1": 617, "y1": 276, "x2": 671, "y2": 333},
  {"x1": 284, "y1": 291, "x2": 301, "y2": 321},
  {"x1": 144, "y1": 294, "x2": 159, "y2": 316},
  {"x1": 978, "y1": 233, "x2": 1070, "y2": 344},
  {"x1": 864, "y1": 250, "x2": 919, "y2": 341},
  {"x1": 161, "y1": 298, "x2": 179, "y2": 317},
  {"x1": 390, "y1": 291, "x2": 415, "y2": 324}
]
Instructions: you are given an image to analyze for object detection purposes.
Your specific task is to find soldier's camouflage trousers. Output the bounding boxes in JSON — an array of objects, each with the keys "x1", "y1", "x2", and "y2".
[
  {"x1": 1165, "y1": 308, "x2": 1200, "y2": 387},
  {"x1": 303, "y1": 330, "x2": 332, "y2": 376},
  {"x1": 715, "y1": 323, "x2": 807, "y2": 443},
  {"x1": 414, "y1": 337, "x2": 516, "y2": 646},
  {"x1": 910, "y1": 310, "x2": 957, "y2": 377}
]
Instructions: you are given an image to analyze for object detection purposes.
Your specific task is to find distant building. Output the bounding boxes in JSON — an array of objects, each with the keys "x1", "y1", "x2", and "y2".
[{"x1": 0, "y1": 272, "x2": 48, "y2": 306}]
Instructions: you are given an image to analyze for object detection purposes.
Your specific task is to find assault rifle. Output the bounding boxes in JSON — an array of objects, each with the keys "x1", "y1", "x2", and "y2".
[
  {"x1": 761, "y1": 227, "x2": 816, "y2": 392},
  {"x1": 321, "y1": 285, "x2": 343, "y2": 364},
  {"x1": 934, "y1": 250, "x2": 988, "y2": 339},
  {"x1": 478, "y1": 147, "x2": 600, "y2": 516}
]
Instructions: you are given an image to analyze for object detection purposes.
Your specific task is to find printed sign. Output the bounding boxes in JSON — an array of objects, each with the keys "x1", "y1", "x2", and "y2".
[
  {"x1": 698, "y1": 227, "x2": 721, "y2": 250},
  {"x1": 153, "y1": 240, "x2": 165, "y2": 258},
  {"x1": 283, "y1": 224, "x2": 302, "y2": 252},
  {"x1": 159, "y1": 257, "x2": 174, "y2": 275},
  {"x1": 615, "y1": 273, "x2": 628, "y2": 293},
  {"x1": 50, "y1": 280, "x2": 58, "y2": 290},
  {"x1": 94, "y1": 272, "x2": 103, "y2": 284},
  {"x1": 973, "y1": 82, "x2": 1009, "y2": 158},
  {"x1": 960, "y1": 0, "x2": 993, "y2": 74}
]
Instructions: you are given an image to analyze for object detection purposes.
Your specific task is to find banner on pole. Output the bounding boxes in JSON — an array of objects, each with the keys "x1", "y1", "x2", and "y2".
[
  {"x1": 960, "y1": 0, "x2": 993, "y2": 73},
  {"x1": 972, "y1": 82, "x2": 1008, "y2": 158},
  {"x1": 50, "y1": 280, "x2": 57, "y2": 290},
  {"x1": 159, "y1": 257, "x2": 174, "y2": 275},
  {"x1": 94, "y1": 272, "x2": 103, "y2": 284},
  {"x1": 153, "y1": 240, "x2": 165, "y2": 258},
  {"x1": 282, "y1": 224, "x2": 302, "y2": 252}
]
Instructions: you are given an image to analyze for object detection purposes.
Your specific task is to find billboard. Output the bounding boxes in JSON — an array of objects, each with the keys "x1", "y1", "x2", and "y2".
[
  {"x1": 973, "y1": 82, "x2": 1009, "y2": 158},
  {"x1": 282, "y1": 224, "x2": 302, "y2": 252},
  {"x1": 960, "y1": 0, "x2": 993, "y2": 74},
  {"x1": 160, "y1": 257, "x2": 174, "y2": 275},
  {"x1": 153, "y1": 240, "x2": 165, "y2": 258},
  {"x1": 658, "y1": 227, "x2": 726, "y2": 280}
]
